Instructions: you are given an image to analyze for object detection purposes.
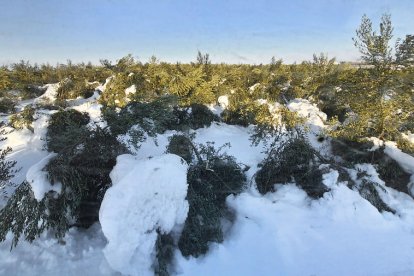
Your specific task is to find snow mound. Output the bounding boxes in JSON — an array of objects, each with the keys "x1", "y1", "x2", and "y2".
[
  {"x1": 287, "y1": 98, "x2": 327, "y2": 128},
  {"x1": 125, "y1": 84, "x2": 136, "y2": 96},
  {"x1": 72, "y1": 101, "x2": 104, "y2": 126},
  {"x1": 99, "y1": 154, "x2": 189, "y2": 276},
  {"x1": 287, "y1": 98, "x2": 329, "y2": 152},
  {"x1": 26, "y1": 153, "x2": 61, "y2": 201},
  {"x1": 218, "y1": 95, "x2": 229, "y2": 109},
  {"x1": 34, "y1": 83, "x2": 59, "y2": 104},
  {"x1": 402, "y1": 132, "x2": 414, "y2": 144}
]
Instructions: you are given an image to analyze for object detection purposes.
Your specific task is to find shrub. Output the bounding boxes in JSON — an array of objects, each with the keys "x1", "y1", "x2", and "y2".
[
  {"x1": 0, "y1": 125, "x2": 126, "y2": 247},
  {"x1": 34, "y1": 97, "x2": 62, "y2": 110},
  {"x1": 103, "y1": 96, "x2": 179, "y2": 137},
  {"x1": 0, "y1": 182, "x2": 47, "y2": 247},
  {"x1": 46, "y1": 109, "x2": 90, "y2": 153},
  {"x1": 317, "y1": 85, "x2": 348, "y2": 122},
  {"x1": 21, "y1": 85, "x2": 47, "y2": 99},
  {"x1": 9, "y1": 106, "x2": 36, "y2": 131},
  {"x1": 376, "y1": 154, "x2": 411, "y2": 195},
  {"x1": 175, "y1": 104, "x2": 219, "y2": 130},
  {"x1": 57, "y1": 78, "x2": 98, "y2": 100},
  {"x1": 0, "y1": 97, "x2": 16, "y2": 113},
  {"x1": 187, "y1": 104, "x2": 218, "y2": 129},
  {"x1": 0, "y1": 123, "x2": 18, "y2": 193},
  {"x1": 358, "y1": 179, "x2": 395, "y2": 213},
  {"x1": 45, "y1": 126, "x2": 126, "y2": 228},
  {"x1": 154, "y1": 232, "x2": 175, "y2": 276},
  {"x1": 166, "y1": 134, "x2": 194, "y2": 164},
  {"x1": 255, "y1": 136, "x2": 329, "y2": 199},
  {"x1": 221, "y1": 107, "x2": 255, "y2": 127},
  {"x1": 178, "y1": 142, "x2": 246, "y2": 257},
  {"x1": 331, "y1": 138, "x2": 411, "y2": 195},
  {"x1": 99, "y1": 74, "x2": 131, "y2": 108},
  {"x1": 396, "y1": 135, "x2": 414, "y2": 156},
  {"x1": 330, "y1": 138, "x2": 376, "y2": 164}
]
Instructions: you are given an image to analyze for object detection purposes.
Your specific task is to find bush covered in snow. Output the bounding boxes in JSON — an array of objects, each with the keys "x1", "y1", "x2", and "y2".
[
  {"x1": 0, "y1": 119, "x2": 126, "y2": 247},
  {"x1": 99, "y1": 154, "x2": 189, "y2": 276},
  {"x1": 256, "y1": 135, "x2": 329, "y2": 198},
  {"x1": 173, "y1": 103, "x2": 219, "y2": 130},
  {"x1": 57, "y1": 78, "x2": 98, "y2": 100},
  {"x1": 0, "y1": 123, "x2": 17, "y2": 193},
  {"x1": 166, "y1": 134, "x2": 194, "y2": 164},
  {"x1": 9, "y1": 105, "x2": 35, "y2": 131},
  {"x1": 99, "y1": 73, "x2": 135, "y2": 108},
  {"x1": 46, "y1": 109, "x2": 90, "y2": 153},
  {"x1": 331, "y1": 138, "x2": 411, "y2": 195},
  {"x1": 0, "y1": 96, "x2": 16, "y2": 113},
  {"x1": 46, "y1": 126, "x2": 126, "y2": 228},
  {"x1": 221, "y1": 105, "x2": 256, "y2": 127},
  {"x1": 103, "y1": 95, "x2": 179, "y2": 137},
  {"x1": 178, "y1": 142, "x2": 246, "y2": 257}
]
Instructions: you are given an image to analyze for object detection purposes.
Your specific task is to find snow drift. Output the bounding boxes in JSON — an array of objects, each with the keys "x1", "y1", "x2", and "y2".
[{"x1": 99, "y1": 154, "x2": 189, "y2": 276}]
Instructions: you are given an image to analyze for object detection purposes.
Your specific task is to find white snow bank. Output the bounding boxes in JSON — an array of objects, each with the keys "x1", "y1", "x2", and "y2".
[
  {"x1": 99, "y1": 154, "x2": 189, "y2": 276},
  {"x1": 178, "y1": 173, "x2": 414, "y2": 276},
  {"x1": 26, "y1": 153, "x2": 61, "y2": 201}
]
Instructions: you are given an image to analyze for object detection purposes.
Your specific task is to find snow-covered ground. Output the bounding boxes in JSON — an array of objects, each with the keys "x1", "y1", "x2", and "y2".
[{"x1": 1, "y1": 87, "x2": 414, "y2": 276}]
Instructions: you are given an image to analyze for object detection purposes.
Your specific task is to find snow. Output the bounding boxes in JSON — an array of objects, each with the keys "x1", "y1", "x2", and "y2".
[
  {"x1": 96, "y1": 76, "x2": 112, "y2": 93},
  {"x1": 1, "y1": 111, "x2": 51, "y2": 206},
  {"x1": 368, "y1": 137, "x2": 384, "y2": 151},
  {"x1": 384, "y1": 142, "x2": 414, "y2": 175},
  {"x1": 99, "y1": 154, "x2": 189, "y2": 276},
  {"x1": 193, "y1": 123, "x2": 265, "y2": 179},
  {"x1": 72, "y1": 100, "x2": 104, "y2": 125},
  {"x1": 26, "y1": 153, "x2": 61, "y2": 201},
  {"x1": 248, "y1": 83, "x2": 261, "y2": 93},
  {"x1": 125, "y1": 84, "x2": 136, "y2": 96},
  {"x1": 287, "y1": 98, "x2": 330, "y2": 153},
  {"x1": 287, "y1": 98, "x2": 327, "y2": 127},
  {"x1": 218, "y1": 95, "x2": 229, "y2": 109},
  {"x1": 0, "y1": 223, "x2": 116, "y2": 276},
  {"x1": 402, "y1": 132, "x2": 414, "y2": 144},
  {"x1": 33, "y1": 83, "x2": 59, "y2": 105},
  {"x1": 177, "y1": 172, "x2": 414, "y2": 276}
]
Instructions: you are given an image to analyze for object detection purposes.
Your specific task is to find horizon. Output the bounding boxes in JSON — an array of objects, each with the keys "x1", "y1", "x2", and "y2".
[{"x1": 1, "y1": 0, "x2": 413, "y2": 66}]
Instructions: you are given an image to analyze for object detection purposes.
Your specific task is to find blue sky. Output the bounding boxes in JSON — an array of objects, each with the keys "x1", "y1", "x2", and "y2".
[{"x1": 0, "y1": 0, "x2": 413, "y2": 65}]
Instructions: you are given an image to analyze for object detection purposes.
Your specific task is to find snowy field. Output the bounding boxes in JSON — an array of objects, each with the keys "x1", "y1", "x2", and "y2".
[{"x1": 1, "y1": 84, "x2": 414, "y2": 276}]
